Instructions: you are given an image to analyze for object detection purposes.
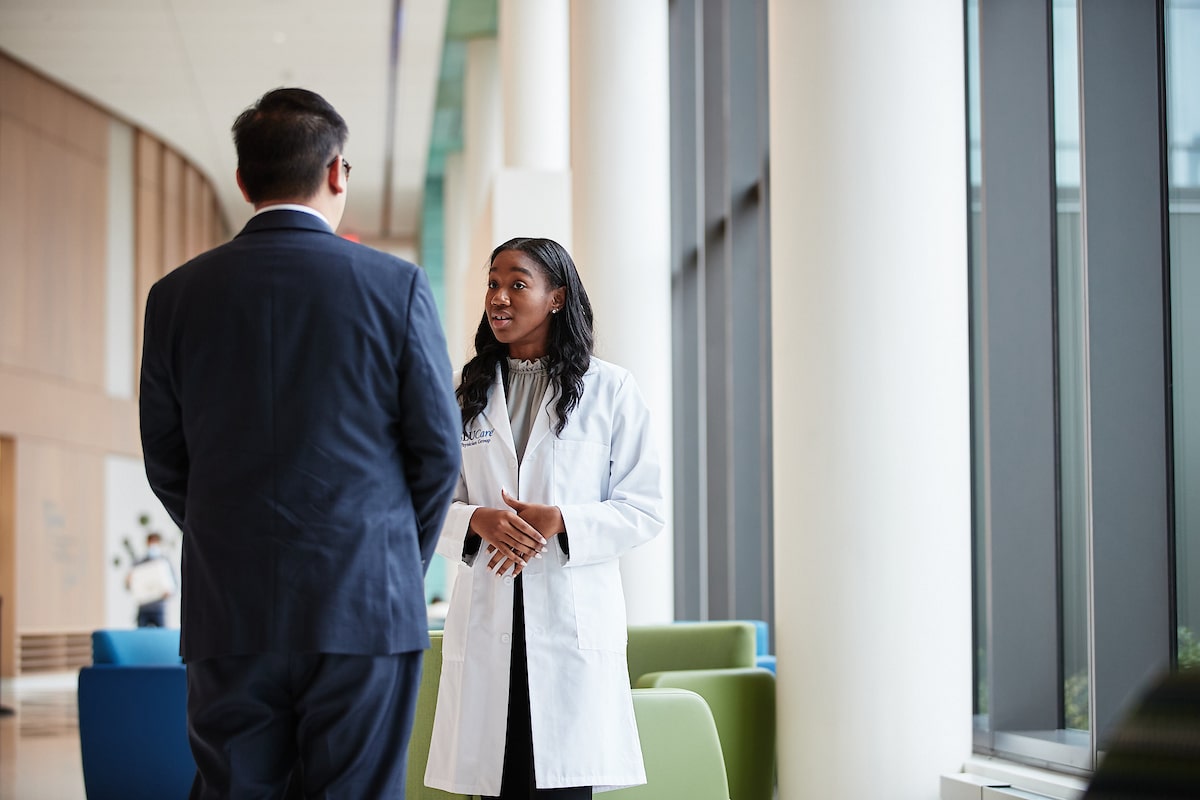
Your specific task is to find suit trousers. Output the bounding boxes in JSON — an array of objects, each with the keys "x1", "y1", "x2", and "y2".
[
  {"x1": 186, "y1": 649, "x2": 423, "y2": 799},
  {"x1": 485, "y1": 575, "x2": 591, "y2": 800}
]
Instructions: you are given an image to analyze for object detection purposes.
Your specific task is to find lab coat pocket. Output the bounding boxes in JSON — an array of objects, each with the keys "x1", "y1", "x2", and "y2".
[
  {"x1": 569, "y1": 561, "x2": 628, "y2": 652},
  {"x1": 441, "y1": 562, "x2": 473, "y2": 662},
  {"x1": 552, "y1": 439, "x2": 611, "y2": 504}
]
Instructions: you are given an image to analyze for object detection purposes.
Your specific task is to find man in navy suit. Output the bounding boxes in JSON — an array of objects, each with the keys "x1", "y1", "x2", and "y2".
[{"x1": 139, "y1": 88, "x2": 461, "y2": 798}]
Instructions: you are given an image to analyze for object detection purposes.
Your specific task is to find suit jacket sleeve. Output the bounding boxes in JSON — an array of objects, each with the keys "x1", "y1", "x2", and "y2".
[
  {"x1": 139, "y1": 283, "x2": 189, "y2": 529},
  {"x1": 397, "y1": 269, "x2": 462, "y2": 572}
]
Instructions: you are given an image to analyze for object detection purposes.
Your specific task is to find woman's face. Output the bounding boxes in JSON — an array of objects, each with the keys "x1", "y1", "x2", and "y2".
[{"x1": 486, "y1": 249, "x2": 565, "y2": 360}]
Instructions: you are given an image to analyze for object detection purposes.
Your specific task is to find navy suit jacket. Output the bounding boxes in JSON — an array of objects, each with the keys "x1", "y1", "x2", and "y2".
[{"x1": 139, "y1": 209, "x2": 461, "y2": 661}]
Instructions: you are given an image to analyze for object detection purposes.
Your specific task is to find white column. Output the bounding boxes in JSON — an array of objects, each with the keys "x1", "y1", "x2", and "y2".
[
  {"x1": 442, "y1": 152, "x2": 475, "y2": 370},
  {"x1": 570, "y1": 0, "x2": 673, "y2": 624},
  {"x1": 491, "y1": 0, "x2": 573, "y2": 246},
  {"x1": 500, "y1": 0, "x2": 569, "y2": 171},
  {"x1": 463, "y1": 37, "x2": 503, "y2": 265},
  {"x1": 768, "y1": 2, "x2": 973, "y2": 798}
]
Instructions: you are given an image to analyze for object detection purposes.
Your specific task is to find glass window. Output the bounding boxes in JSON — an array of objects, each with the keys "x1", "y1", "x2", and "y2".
[
  {"x1": 668, "y1": 0, "x2": 773, "y2": 628},
  {"x1": 968, "y1": 0, "x2": 1182, "y2": 777},
  {"x1": 1053, "y1": 0, "x2": 1090, "y2": 737},
  {"x1": 1167, "y1": 0, "x2": 1200, "y2": 671}
]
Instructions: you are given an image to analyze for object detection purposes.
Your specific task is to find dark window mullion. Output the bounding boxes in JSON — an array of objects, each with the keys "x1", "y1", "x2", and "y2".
[
  {"x1": 977, "y1": 0, "x2": 1062, "y2": 746},
  {"x1": 1077, "y1": 0, "x2": 1173, "y2": 747}
]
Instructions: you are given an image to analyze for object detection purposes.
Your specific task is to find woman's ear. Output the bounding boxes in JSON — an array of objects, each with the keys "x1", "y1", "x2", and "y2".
[{"x1": 551, "y1": 287, "x2": 567, "y2": 313}]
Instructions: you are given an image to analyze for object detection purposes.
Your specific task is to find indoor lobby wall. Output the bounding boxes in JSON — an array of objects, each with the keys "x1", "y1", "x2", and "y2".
[{"x1": 0, "y1": 52, "x2": 224, "y2": 677}]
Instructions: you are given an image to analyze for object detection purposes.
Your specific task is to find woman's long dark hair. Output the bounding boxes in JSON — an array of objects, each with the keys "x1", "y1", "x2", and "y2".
[{"x1": 457, "y1": 237, "x2": 594, "y2": 436}]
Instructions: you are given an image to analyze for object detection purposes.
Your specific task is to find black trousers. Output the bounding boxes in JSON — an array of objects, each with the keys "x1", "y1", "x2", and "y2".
[
  {"x1": 186, "y1": 649, "x2": 422, "y2": 800},
  {"x1": 485, "y1": 576, "x2": 591, "y2": 800},
  {"x1": 137, "y1": 602, "x2": 166, "y2": 628}
]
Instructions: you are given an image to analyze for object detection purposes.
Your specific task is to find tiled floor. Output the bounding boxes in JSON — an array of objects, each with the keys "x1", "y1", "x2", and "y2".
[{"x1": 0, "y1": 673, "x2": 86, "y2": 799}]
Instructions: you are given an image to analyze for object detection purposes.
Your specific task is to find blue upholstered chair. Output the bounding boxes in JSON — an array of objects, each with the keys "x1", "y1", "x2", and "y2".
[{"x1": 77, "y1": 628, "x2": 194, "y2": 800}]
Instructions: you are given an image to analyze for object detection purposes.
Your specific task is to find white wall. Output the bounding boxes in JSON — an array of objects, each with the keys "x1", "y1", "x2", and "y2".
[{"x1": 104, "y1": 456, "x2": 180, "y2": 629}]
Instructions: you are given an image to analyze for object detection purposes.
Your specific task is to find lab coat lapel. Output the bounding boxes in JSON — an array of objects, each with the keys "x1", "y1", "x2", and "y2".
[
  {"x1": 522, "y1": 386, "x2": 558, "y2": 460},
  {"x1": 479, "y1": 364, "x2": 517, "y2": 460}
]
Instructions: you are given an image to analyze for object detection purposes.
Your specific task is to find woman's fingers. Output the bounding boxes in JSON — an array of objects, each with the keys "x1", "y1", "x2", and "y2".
[
  {"x1": 470, "y1": 505, "x2": 547, "y2": 557},
  {"x1": 506, "y1": 512, "x2": 548, "y2": 549},
  {"x1": 485, "y1": 541, "x2": 528, "y2": 566},
  {"x1": 485, "y1": 544, "x2": 527, "y2": 576},
  {"x1": 497, "y1": 516, "x2": 546, "y2": 555}
]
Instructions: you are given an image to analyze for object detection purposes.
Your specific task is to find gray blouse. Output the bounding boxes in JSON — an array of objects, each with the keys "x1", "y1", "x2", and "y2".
[
  {"x1": 463, "y1": 357, "x2": 555, "y2": 563},
  {"x1": 505, "y1": 357, "x2": 550, "y2": 463}
]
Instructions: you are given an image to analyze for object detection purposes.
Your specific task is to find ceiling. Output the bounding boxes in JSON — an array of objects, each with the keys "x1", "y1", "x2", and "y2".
[{"x1": 0, "y1": 0, "x2": 497, "y2": 248}]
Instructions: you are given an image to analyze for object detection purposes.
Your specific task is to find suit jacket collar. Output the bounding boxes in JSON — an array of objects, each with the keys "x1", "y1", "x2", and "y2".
[{"x1": 236, "y1": 208, "x2": 334, "y2": 238}]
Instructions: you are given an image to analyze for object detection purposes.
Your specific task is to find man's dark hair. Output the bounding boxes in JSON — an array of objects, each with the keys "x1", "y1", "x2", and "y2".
[{"x1": 232, "y1": 88, "x2": 348, "y2": 203}]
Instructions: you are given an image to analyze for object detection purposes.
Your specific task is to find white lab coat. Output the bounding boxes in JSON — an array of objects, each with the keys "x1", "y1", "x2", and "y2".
[{"x1": 424, "y1": 357, "x2": 664, "y2": 796}]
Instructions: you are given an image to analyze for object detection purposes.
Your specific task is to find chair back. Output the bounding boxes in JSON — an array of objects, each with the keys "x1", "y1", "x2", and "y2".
[
  {"x1": 626, "y1": 622, "x2": 757, "y2": 686},
  {"x1": 608, "y1": 688, "x2": 730, "y2": 800},
  {"x1": 637, "y1": 667, "x2": 775, "y2": 800},
  {"x1": 91, "y1": 627, "x2": 181, "y2": 665},
  {"x1": 78, "y1": 664, "x2": 193, "y2": 799}
]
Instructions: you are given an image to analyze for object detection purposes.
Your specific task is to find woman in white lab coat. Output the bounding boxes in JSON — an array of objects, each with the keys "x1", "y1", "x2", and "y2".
[{"x1": 424, "y1": 237, "x2": 664, "y2": 799}]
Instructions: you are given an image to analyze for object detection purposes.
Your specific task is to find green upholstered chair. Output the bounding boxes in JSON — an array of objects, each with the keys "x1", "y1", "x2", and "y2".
[
  {"x1": 625, "y1": 621, "x2": 758, "y2": 686},
  {"x1": 608, "y1": 688, "x2": 731, "y2": 800},
  {"x1": 636, "y1": 667, "x2": 776, "y2": 800},
  {"x1": 406, "y1": 631, "x2": 475, "y2": 800}
]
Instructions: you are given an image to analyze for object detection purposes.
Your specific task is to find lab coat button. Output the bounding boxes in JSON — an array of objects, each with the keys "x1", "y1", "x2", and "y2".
[
  {"x1": 501, "y1": 633, "x2": 511, "y2": 643},
  {"x1": 503, "y1": 576, "x2": 513, "y2": 586}
]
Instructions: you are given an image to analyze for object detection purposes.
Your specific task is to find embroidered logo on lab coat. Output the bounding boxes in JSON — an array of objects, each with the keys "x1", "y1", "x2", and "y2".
[{"x1": 462, "y1": 429, "x2": 494, "y2": 447}]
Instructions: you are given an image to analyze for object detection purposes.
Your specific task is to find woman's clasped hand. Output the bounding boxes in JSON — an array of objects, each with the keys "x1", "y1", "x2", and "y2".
[{"x1": 471, "y1": 488, "x2": 557, "y2": 575}]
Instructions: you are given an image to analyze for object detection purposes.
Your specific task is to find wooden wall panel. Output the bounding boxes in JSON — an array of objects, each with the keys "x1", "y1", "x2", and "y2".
[
  {"x1": 0, "y1": 370, "x2": 139, "y2": 456},
  {"x1": 23, "y1": 131, "x2": 65, "y2": 374},
  {"x1": 1, "y1": 438, "x2": 15, "y2": 678},
  {"x1": 136, "y1": 129, "x2": 162, "y2": 190},
  {"x1": 161, "y1": 149, "x2": 185, "y2": 273},
  {"x1": 184, "y1": 165, "x2": 202, "y2": 260},
  {"x1": 205, "y1": 184, "x2": 228, "y2": 249},
  {"x1": 198, "y1": 181, "x2": 213, "y2": 252},
  {"x1": 0, "y1": 53, "x2": 224, "y2": 672},
  {"x1": 21, "y1": 136, "x2": 107, "y2": 387},
  {"x1": 0, "y1": 118, "x2": 30, "y2": 367},
  {"x1": 0, "y1": 57, "x2": 108, "y2": 390},
  {"x1": 0, "y1": 55, "x2": 38, "y2": 127},
  {"x1": 15, "y1": 440, "x2": 105, "y2": 633},
  {"x1": 0, "y1": 56, "x2": 107, "y2": 160}
]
